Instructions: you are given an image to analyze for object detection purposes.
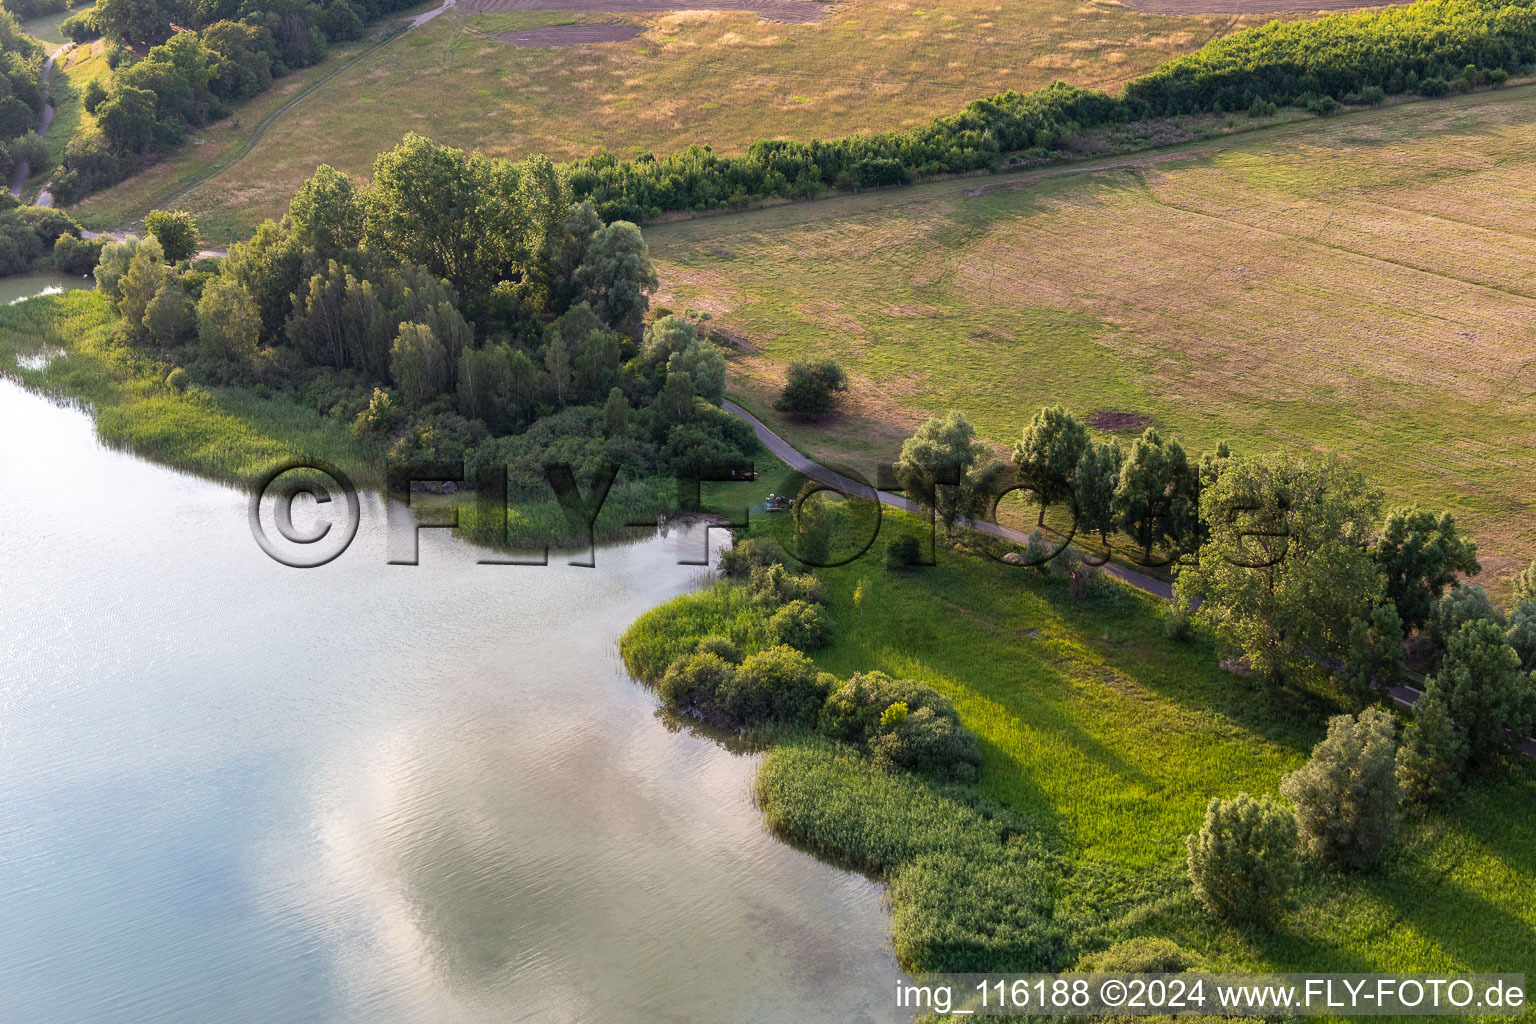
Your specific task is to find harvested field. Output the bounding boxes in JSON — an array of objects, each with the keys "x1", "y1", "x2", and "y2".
[
  {"x1": 72, "y1": 0, "x2": 1262, "y2": 241},
  {"x1": 497, "y1": 23, "x2": 643, "y2": 44},
  {"x1": 647, "y1": 86, "x2": 1536, "y2": 583},
  {"x1": 1126, "y1": 0, "x2": 1405, "y2": 12},
  {"x1": 462, "y1": 0, "x2": 829, "y2": 21}
]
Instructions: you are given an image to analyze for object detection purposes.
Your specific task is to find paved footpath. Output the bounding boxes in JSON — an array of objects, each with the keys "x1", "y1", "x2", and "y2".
[{"x1": 722, "y1": 399, "x2": 1536, "y2": 756}]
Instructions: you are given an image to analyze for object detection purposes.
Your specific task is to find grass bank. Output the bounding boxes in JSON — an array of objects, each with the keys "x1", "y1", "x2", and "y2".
[
  {"x1": 0, "y1": 289, "x2": 382, "y2": 484},
  {"x1": 621, "y1": 476, "x2": 1536, "y2": 979}
]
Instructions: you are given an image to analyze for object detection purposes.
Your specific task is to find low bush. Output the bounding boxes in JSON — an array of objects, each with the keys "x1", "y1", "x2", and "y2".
[
  {"x1": 885, "y1": 534, "x2": 922, "y2": 570},
  {"x1": 715, "y1": 645, "x2": 831, "y2": 727},
  {"x1": 1185, "y1": 793, "x2": 1299, "y2": 925},
  {"x1": 820, "y1": 670, "x2": 982, "y2": 781},
  {"x1": 718, "y1": 535, "x2": 787, "y2": 579},
  {"x1": 767, "y1": 598, "x2": 831, "y2": 650}
]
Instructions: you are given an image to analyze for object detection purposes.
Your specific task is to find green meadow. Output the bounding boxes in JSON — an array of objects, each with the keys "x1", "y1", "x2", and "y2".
[{"x1": 648, "y1": 478, "x2": 1536, "y2": 978}]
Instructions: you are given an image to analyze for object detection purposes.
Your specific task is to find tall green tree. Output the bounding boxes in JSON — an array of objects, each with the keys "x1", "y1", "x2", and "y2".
[
  {"x1": 1371, "y1": 506, "x2": 1480, "y2": 632},
  {"x1": 574, "y1": 220, "x2": 657, "y2": 338},
  {"x1": 1175, "y1": 453, "x2": 1382, "y2": 687},
  {"x1": 390, "y1": 321, "x2": 448, "y2": 406},
  {"x1": 1073, "y1": 439, "x2": 1123, "y2": 545},
  {"x1": 894, "y1": 410, "x2": 990, "y2": 535},
  {"x1": 287, "y1": 164, "x2": 363, "y2": 259},
  {"x1": 1112, "y1": 427, "x2": 1197, "y2": 562},
  {"x1": 1342, "y1": 603, "x2": 1405, "y2": 708},
  {"x1": 1396, "y1": 693, "x2": 1467, "y2": 804},
  {"x1": 1427, "y1": 618, "x2": 1535, "y2": 768},
  {"x1": 196, "y1": 273, "x2": 261, "y2": 360},
  {"x1": 1011, "y1": 406, "x2": 1088, "y2": 526}
]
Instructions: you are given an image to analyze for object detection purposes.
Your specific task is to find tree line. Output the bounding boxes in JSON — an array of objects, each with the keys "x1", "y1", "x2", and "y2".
[
  {"x1": 92, "y1": 133, "x2": 756, "y2": 513},
  {"x1": 48, "y1": 0, "x2": 1536, "y2": 210},
  {"x1": 564, "y1": 0, "x2": 1536, "y2": 221},
  {"x1": 51, "y1": 0, "x2": 423, "y2": 202},
  {"x1": 890, "y1": 404, "x2": 1535, "y2": 766},
  {"x1": 885, "y1": 404, "x2": 1536, "y2": 938},
  {"x1": 0, "y1": 6, "x2": 47, "y2": 159}
]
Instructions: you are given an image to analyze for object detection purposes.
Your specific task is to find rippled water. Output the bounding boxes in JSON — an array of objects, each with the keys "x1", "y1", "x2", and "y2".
[{"x1": 0, "y1": 377, "x2": 900, "y2": 1023}]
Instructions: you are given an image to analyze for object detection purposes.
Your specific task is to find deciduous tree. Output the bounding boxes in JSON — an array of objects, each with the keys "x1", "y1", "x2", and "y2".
[
  {"x1": 1011, "y1": 406, "x2": 1088, "y2": 525},
  {"x1": 1371, "y1": 506, "x2": 1480, "y2": 632},
  {"x1": 1175, "y1": 453, "x2": 1382, "y2": 687}
]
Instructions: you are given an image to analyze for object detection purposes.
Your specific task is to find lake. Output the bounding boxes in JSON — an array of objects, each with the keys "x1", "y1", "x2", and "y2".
[{"x1": 0, "y1": 343, "x2": 900, "y2": 1022}]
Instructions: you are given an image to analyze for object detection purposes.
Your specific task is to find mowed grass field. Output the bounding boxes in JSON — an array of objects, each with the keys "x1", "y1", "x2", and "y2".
[
  {"x1": 651, "y1": 85, "x2": 1536, "y2": 588},
  {"x1": 68, "y1": 0, "x2": 1255, "y2": 241}
]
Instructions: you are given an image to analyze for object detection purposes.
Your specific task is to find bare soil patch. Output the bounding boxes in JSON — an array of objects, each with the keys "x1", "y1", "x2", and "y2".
[
  {"x1": 1124, "y1": 0, "x2": 1405, "y2": 12},
  {"x1": 496, "y1": 23, "x2": 642, "y2": 45},
  {"x1": 460, "y1": 0, "x2": 829, "y2": 22},
  {"x1": 1090, "y1": 411, "x2": 1152, "y2": 432}
]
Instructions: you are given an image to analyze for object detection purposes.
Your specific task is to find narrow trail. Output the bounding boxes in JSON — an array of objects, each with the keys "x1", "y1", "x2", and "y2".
[
  {"x1": 10, "y1": 43, "x2": 70, "y2": 201},
  {"x1": 722, "y1": 400, "x2": 1536, "y2": 756}
]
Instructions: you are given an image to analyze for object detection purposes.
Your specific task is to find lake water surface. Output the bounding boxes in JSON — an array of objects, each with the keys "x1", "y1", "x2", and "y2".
[{"x1": 0, "y1": 353, "x2": 899, "y2": 1022}]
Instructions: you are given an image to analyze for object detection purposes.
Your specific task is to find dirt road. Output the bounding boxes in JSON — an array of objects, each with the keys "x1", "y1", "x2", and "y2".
[{"x1": 10, "y1": 43, "x2": 69, "y2": 201}]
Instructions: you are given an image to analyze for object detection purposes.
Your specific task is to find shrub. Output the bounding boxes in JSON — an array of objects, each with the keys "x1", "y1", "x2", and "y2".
[
  {"x1": 1185, "y1": 793, "x2": 1299, "y2": 925},
  {"x1": 1515, "y1": 559, "x2": 1536, "y2": 604},
  {"x1": 870, "y1": 705, "x2": 983, "y2": 782},
  {"x1": 885, "y1": 533, "x2": 922, "y2": 570},
  {"x1": 767, "y1": 598, "x2": 831, "y2": 650},
  {"x1": 1419, "y1": 77, "x2": 1450, "y2": 97},
  {"x1": 714, "y1": 644, "x2": 828, "y2": 727},
  {"x1": 53, "y1": 233, "x2": 103, "y2": 276},
  {"x1": 748, "y1": 562, "x2": 822, "y2": 605},
  {"x1": 61, "y1": 11, "x2": 98, "y2": 44},
  {"x1": 657, "y1": 650, "x2": 737, "y2": 716},
  {"x1": 1396, "y1": 693, "x2": 1467, "y2": 804},
  {"x1": 1279, "y1": 707, "x2": 1401, "y2": 869},
  {"x1": 717, "y1": 535, "x2": 786, "y2": 579},
  {"x1": 1307, "y1": 95, "x2": 1341, "y2": 115},
  {"x1": 820, "y1": 671, "x2": 982, "y2": 781},
  {"x1": 1078, "y1": 936, "x2": 1201, "y2": 973},
  {"x1": 774, "y1": 358, "x2": 848, "y2": 419},
  {"x1": 164, "y1": 367, "x2": 187, "y2": 392},
  {"x1": 695, "y1": 634, "x2": 740, "y2": 664},
  {"x1": 82, "y1": 79, "x2": 108, "y2": 115},
  {"x1": 1164, "y1": 603, "x2": 1196, "y2": 643}
]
